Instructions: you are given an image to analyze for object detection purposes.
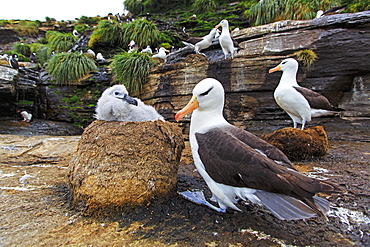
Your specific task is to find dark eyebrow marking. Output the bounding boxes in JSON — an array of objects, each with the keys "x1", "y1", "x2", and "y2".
[{"x1": 200, "y1": 86, "x2": 214, "y2": 96}]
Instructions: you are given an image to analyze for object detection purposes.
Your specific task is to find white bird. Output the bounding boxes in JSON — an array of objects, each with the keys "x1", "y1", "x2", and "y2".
[
  {"x1": 128, "y1": 40, "x2": 139, "y2": 53},
  {"x1": 0, "y1": 54, "x2": 9, "y2": 60},
  {"x1": 152, "y1": 47, "x2": 169, "y2": 63},
  {"x1": 269, "y1": 58, "x2": 344, "y2": 129},
  {"x1": 20, "y1": 111, "x2": 32, "y2": 122},
  {"x1": 72, "y1": 29, "x2": 81, "y2": 38},
  {"x1": 215, "y1": 19, "x2": 236, "y2": 59},
  {"x1": 95, "y1": 85, "x2": 164, "y2": 122},
  {"x1": 96, "y1": 53, "x2": 106, "y2": 61},
  {"x1": 183, "y1": 28, "x2": 218, "y2": 56},
  {"x1": 141, "y1": 45, "x2": 153, "y2": 54},
  {"x1": 86, "y1": 49, "x2": 95, "y2": 57},
  {"x1": 315, "y1": 10, "x2": 324, "y2": 18},
  {"x1": 175, "y1": 78, "x2": 345, "y2": 220}
]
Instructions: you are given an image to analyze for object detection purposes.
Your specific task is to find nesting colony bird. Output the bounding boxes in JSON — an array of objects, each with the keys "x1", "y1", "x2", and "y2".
[
  {"x1": 86, "y1": 49, "x2": 96, "y2": 57},
  {"x1": 141, "y1": 45, "x2": 153, "y2": 54},
  {"x1": 175, "y1": 78, "x2": 345, "y2": 221},
  {"x1": 72, "y1": 29, "x2": 81, "y2": 38},
  {"x1": 183, "y1": 28, "x2": 218, "y2": 56},
  {"x1": 19, "y1": 111, "x2": 32, "y2": 122},
  {"x1": 8, "y1": 54, "x2": 19, "y2": 70},
  {"x1": 215, "y1": 19, "x2": 237, "y2": 59},
  {"x1": 152, "y1": 47, "x2": 169, "y2": 63},
  {"x1": 95, "y1": 85, "x2": 164, "y2": 122},
  {"x1": 269, "y1": 58, "x2": 345, "y2": 130},
  {"x1": 128, "y1": 40, "x2": 139, "y2": 53},
  {"x1": 29, "y1": 52, "x2": 39, "y2": 63}
]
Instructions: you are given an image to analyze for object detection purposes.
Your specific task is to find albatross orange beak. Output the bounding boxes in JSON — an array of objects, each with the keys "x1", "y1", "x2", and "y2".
[
  {"x1": 269, "y1": 65, "x2": 281, "y2": 73},
  {"x1": 175, "y1": 95, "x2": 199, "y2": 122},
  {"x1": 214, "y1": 24, "x2": 221, "y2": 29}
]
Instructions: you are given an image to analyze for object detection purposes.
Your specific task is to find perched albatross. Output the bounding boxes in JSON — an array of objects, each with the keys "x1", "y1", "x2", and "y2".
[
  {"x1": 175, "y1": 78, "x2": 345, "y2": 220},
  {"x1": 95, "y1": 85, "x2": 164, "y2": 122},
  {"x1": 152, "y1": 47, "x2": 169, "y2": 63},
  {"x1": 182, "y1": 28, "x2": 218, "y2": 56},
  {"x1": 269, "y1": 58, "x2": 345, "y2": 130},
  {"x1": 215, "y1": 19, "x2": 237, "y2": 59}
]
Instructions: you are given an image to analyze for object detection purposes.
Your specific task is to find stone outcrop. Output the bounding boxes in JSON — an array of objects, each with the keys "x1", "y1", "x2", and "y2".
[
  {"x1": 138, "y1": 11, "x2": 370, "y2": 136},
  {"x1": 68, "y1": 120, "x2": 185, "y2": 215},
  {"x1": 0, "y1": 12, "x2": 369, "y2": 132}
]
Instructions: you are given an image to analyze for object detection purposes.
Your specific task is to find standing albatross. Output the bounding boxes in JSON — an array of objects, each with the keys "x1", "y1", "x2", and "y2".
[
  {"x1": 269, "y1": 58, "x2": 344, "y2": 130},
  {"x1": 175, "y1": 78, "x2": 345, "y2": 220},
  {"x1": 215, "y1": 19, "x2": 236, "y2": 59}
]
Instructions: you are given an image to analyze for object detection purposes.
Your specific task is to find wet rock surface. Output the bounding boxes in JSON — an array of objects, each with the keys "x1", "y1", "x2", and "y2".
[{"x1": 0, "y1": 117, "x2": 369, "y2": 246}]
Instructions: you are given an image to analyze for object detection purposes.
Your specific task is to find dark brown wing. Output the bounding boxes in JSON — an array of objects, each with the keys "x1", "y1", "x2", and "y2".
[
  {"x1": 195, "y1": 128, "x2": 344, "y2": 199},
  {"x1": 293, "y1": 86, "x2": 343, "y2": 111},
  {"x1": 224, "y1": 126, "x2": 294, "y2": 169}
]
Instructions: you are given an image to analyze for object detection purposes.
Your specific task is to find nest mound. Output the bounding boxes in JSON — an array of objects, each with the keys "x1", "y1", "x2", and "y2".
[
  {"x1": 261, "y1": 126, "x2": 328, "y2": 161},
  {"x1": 68, "y1": 120, "x2": 185, "y2": 215}
]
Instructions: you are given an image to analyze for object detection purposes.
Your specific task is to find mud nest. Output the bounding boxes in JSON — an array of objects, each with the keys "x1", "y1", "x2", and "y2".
[
  {"x1": 68, "y1": 120, "x2": 185, "y2": 215},
  {"x1": 260, "y1": 126, "x2": 328, "y2": 161}
]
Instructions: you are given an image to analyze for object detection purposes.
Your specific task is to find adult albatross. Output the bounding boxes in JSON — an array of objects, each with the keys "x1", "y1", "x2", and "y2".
[
  {"x1": 175, "y1": 78, "x2": 345, "y2": 220},
  {"x1": 215, "y1": 19, "x2": 237, "y2": 59},
  {"x1": 269, "y1": 58, "x2": 344, "y2": 130}
]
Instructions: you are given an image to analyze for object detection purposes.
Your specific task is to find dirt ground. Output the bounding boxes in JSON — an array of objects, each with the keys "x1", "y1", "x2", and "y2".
[{"x1": 0, "y1": 117, "x2": 369, "y2": 246}]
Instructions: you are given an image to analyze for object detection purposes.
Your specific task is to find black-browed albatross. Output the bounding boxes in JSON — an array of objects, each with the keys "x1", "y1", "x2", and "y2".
[
  {"x1": 269, "y1": 58, "x2": 345, "y2": 130},
  {"x1": 175, "y1": 78, "x2": 345, "y2": 220}
]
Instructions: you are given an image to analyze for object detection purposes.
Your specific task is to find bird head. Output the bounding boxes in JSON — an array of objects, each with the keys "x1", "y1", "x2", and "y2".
[
  {"x1": 269, "y1": 58, "x2": 298, "y2": 73},
  {"x1": 104, "y1": 85, "x2": 138, "y2": 106},
  {"x1": 175, "y1": 78, "x2": 224, "y2": 121},
  {"x1": 215, "y1": 19, "x2": 228, "y2": 29}
]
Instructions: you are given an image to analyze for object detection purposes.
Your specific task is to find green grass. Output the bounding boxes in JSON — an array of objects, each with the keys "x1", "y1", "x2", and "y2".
[
  {"x1": 46, "y1": 52, "x2": 98, "y2": 85},
  {"x1": 111, "y1": 52, "x2": 155, "y2": 95}
]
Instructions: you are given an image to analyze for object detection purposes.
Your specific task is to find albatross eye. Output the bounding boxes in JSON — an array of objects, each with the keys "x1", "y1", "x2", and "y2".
[
  {"x1": 281, "y1": 61, "x2": 287, "y2": 64},
  {"x1": 199, "y1": 86, "x2": 214, "y2": 96},
  {"x1": 114, "y1": 91, "x2": 120, "y2": 95}
]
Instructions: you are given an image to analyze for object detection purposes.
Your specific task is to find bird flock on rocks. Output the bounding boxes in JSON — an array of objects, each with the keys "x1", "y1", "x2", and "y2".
[
  {"x1": 0, "y1": 12, "x2": 348, "y2": 222},
  {"x1": 84, "y1": 15, "x2": 347, "y2": 221}
]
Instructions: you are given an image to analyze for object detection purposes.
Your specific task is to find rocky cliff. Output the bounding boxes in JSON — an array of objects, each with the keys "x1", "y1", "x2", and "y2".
[
  {"x1": 139, "y1": 11, "x2": 370, "y2": 135},
  {"x1": 0, "y1": 11, "x2": 369, "y2": 132}
]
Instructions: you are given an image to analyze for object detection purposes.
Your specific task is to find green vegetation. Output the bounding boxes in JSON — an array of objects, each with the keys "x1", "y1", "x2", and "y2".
[
  {"x1": 111, "y1": 52, "x2": 155, "y2": 95},
  {"x1": 13, "y1": 43, "x2": 31, "y2": 57},
  {"x1": 293, "y1": 49, "x2": 318, "y2": 69},
  {"x1": 46, "y1": 31, "x2": 77, "y2": 52},
  {"x1": 88, "y1": 20, "x2": 125, "y2": 47},
  {"x1": 46, "y1": 52, "x2": 97, "y2": 85},
  {"x1": 124, "y1": 18, "x2": 161, "y2": 48},
  {"x1": 15, "y1": 20, "x2": 39, "y2": 36},
  {"x1": 193, "y1": 0, "x2": 217, "y2": 13}
]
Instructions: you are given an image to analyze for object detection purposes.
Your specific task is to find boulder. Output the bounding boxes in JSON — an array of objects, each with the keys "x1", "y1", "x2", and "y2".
[
  {"x1": 68, "y1": 120, "x2": 185, "y2": 215},
  {"x1": 260, "y1": 126, "x2": 328, "y2": 161}
]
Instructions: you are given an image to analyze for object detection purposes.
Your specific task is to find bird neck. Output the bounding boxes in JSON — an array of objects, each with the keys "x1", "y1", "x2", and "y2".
[
  {"x1": 190, "y1": 108, "x2": 228, "y2": 134},
  {"x1": 280, "y1": 70, "x2": 299, "y2": 87}
]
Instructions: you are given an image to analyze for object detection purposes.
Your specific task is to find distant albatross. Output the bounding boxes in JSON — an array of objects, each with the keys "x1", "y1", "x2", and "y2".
[
  {"x1": 215, "y1": 19, "x2": 237, "y2": 59},
  {"x1": 95, "y1": 85, "x2": 164, "y2": 122},
  {"x1": 175, "y1": 78, "x2": 345, "y2": 220},
  {"x1": 182, "y1": 28, "x2": 218, "y2": 56},
  {"x1": 269, "y1": 58, "x2": 344, "y2": 129}
]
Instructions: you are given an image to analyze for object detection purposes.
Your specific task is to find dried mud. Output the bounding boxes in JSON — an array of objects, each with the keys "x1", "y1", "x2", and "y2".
[{"x1": 0, "y1": 117, "x2": 369, "y2": 246}]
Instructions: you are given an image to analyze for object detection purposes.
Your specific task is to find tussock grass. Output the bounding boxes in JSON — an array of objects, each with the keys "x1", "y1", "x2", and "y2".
[
  {"x1": 46, "y1": 52, "x2": 97, "y2": 85},
  {"x1": 111, "y1": 52, "x2": 154, "y2": 95}
]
